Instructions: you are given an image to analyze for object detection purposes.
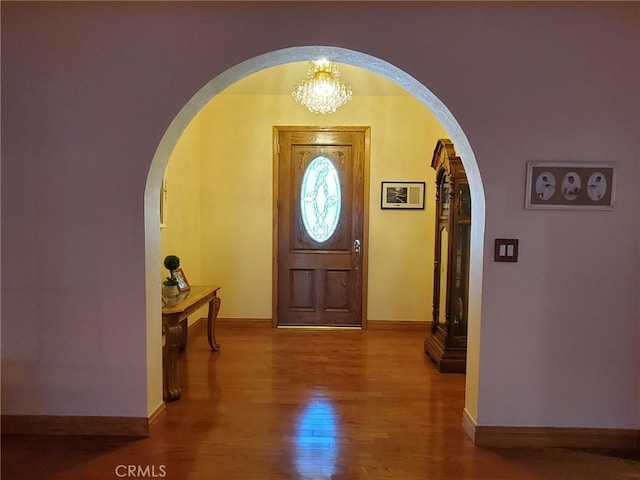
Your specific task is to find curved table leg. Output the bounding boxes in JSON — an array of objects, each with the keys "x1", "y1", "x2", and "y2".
[
  {"x1": 179, "y1": 317, "x2": 188, "y2": 351},
  {"x1": 207, "y1": 296, "x2": 221, "y2": 351},
  {"x1": 163, "y1": 323, "x2": 182, "y2": 401}
]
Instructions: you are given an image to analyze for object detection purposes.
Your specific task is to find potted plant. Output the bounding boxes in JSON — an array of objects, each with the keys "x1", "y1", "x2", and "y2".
[{"x1": 162, "y1": 255, "x2": 181, "y2": 297}]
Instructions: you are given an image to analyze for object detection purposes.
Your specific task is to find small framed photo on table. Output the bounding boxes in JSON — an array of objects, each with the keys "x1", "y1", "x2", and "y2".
[
  {"x1": 381, "y1": 181, "x2": 425, "y2": 209},
  {"x1": 172, "y1": 268, "x2": 191, "y2": 291}
]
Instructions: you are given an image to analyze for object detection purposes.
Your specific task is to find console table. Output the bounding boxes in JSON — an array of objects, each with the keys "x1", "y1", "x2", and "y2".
[{"x1": 162, "y1": 285, "x2": 221, "y2": 401}]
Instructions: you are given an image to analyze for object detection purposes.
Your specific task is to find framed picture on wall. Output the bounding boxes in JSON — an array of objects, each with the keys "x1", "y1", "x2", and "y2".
[
  {"x1": 381, "y1": 182, "x2": 425, "y2": 209},
  {"x1": 525, "y1": 162, "x2": 616, "y2": 210},
  {"x1": 171, "y1": 268, "x2": 191, "y2": 291}
]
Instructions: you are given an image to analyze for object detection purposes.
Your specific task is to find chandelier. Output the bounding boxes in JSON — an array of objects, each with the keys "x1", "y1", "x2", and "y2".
[{"x1": 292, "y1": 59, "x2": 353, "y2": 114}]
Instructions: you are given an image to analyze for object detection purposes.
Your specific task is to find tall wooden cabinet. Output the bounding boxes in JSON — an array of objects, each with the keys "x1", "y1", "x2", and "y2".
[{"x1": 424, "y1": 139, "x2": 471, "y2": 373}]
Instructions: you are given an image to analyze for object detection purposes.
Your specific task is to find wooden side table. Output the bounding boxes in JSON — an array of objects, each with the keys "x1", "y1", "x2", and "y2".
[{"x1": 161, "y1": 285, "x2": 221, "y2": 401}]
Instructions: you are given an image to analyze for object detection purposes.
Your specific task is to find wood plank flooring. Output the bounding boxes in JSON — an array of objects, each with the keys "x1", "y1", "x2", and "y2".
[{"x1": 2, "y1": 323, "x2": 639, "y2": 480}]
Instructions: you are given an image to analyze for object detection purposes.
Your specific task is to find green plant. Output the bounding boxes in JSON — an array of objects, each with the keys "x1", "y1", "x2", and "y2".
[{"x1": 163, "y1": 255, "x2": 180, "y2": 286}]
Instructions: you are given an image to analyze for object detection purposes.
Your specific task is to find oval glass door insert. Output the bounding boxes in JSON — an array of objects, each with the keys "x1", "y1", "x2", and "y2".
[{"x1": 300, "y1": 156, "x2": 341, "y2": 243}]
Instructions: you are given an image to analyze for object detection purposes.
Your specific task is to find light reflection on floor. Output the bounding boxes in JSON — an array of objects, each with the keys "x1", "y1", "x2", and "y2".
[{"x1": 295, "y1": 395, "x2": 339, "y2": 479}]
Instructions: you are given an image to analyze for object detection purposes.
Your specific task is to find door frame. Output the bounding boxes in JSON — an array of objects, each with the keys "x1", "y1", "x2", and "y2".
[{"x1": 272, "y1": 126, "x2": 371, "y2": 328}]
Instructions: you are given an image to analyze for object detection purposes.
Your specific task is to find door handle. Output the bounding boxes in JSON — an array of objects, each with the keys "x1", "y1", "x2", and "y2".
[{"x1": 353, "y1": 239, "x2": 361, "y2": 255}]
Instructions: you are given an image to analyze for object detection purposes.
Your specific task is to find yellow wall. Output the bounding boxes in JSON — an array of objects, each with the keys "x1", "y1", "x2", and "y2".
[
  {"x1": 160, "y1": 114, "x2": 207, "y2": 323},
  {"x1": 164, "y1": 92, "x2": 448, "y2": 322}
]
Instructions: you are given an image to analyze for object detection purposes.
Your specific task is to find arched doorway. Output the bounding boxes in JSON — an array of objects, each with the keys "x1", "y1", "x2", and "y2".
[{"x1": 144, "y1": 46, "x2": 486, "y2": 420}]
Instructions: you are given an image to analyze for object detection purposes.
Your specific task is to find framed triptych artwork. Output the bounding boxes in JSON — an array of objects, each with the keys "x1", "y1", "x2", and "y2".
[{"x1": 525, "y1": 162, "x2": 615, "y2": 210}]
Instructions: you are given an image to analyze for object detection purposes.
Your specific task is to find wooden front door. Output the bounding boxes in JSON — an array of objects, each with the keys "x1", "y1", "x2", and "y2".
[{"x1": 275, "y1": 127, "x2": 368, "y2": 327}]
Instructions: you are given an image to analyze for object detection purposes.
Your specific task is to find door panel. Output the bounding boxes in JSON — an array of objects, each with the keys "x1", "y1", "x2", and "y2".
[{"x1": 276, "y1": 128, "x2": 366, "y2": 326}]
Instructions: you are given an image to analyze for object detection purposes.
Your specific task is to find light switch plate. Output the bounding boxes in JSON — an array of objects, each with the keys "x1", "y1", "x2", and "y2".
[{"x1": 494, "y1": 239, "x2": 519, "y2": 262}]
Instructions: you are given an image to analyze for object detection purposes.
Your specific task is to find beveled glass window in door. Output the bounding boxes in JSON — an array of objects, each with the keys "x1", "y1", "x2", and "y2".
[{"x1": 300, "y1": 156, "x2": 341, "y2": 243}]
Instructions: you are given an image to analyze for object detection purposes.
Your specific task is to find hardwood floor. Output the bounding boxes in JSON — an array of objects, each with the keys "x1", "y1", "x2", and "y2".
[{"x1": 2, "y1": 323, "x2": 639, "y2": 480}]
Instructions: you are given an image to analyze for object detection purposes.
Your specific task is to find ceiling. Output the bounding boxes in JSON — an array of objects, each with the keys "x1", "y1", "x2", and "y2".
[{"x1": 221, "y1": 61, "x2": 410, "y2": 96}]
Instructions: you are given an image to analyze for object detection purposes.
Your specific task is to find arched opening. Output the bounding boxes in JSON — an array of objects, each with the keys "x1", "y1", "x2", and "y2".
[{"x1": 144, "y1": 46, "x2": 486, "y2": 420}]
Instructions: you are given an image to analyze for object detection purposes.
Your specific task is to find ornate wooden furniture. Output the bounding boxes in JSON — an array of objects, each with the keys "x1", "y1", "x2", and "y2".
[
  {"x1": 162, "y1": 285, "x2": 221, "y2": 401},
  {"x1": 424, "y1": 139, "x2": 470, "y2": 373}
]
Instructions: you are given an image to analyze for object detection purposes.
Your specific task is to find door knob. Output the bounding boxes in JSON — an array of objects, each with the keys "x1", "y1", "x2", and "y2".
[{"x1": 353, "y1": 239, "x2": 361, "y2": 255}]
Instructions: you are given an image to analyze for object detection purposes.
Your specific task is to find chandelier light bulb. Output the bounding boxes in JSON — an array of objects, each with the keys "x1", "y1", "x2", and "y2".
[{"x1": 292, "y1": 60, "x2": 353, "y2": 114}]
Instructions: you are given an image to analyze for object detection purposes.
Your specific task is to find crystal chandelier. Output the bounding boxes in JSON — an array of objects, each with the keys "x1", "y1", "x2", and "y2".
[{"x1": 292, "y1": 59, "x2": 353, "y2": 114}]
